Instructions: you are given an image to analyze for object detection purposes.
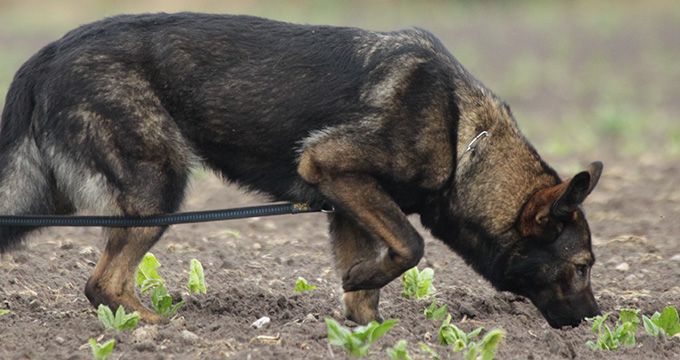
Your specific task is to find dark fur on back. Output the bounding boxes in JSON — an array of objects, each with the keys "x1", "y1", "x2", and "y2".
[
  {"x1": 1, "y1": 13, "x2": 469, "y2": 240},
  {"x1": 0, "y1": 13, "x2": 601, "y2": 328}
]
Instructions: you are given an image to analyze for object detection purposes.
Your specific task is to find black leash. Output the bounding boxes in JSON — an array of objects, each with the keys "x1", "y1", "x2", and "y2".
[{"x1": 0, "y1": 202, "x2": 333, "y2": 228}]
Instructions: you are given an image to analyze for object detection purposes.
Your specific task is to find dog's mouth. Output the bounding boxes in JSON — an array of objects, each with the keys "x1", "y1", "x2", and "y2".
[
  {"x1": 536, "y1": 297, "x2": 601, "y2": 329},
  {"x1": 542, "y1": 309, "x2": 585, "y2": 328}
]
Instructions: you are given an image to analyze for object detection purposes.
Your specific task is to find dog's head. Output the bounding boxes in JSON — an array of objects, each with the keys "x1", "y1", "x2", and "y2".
[{"x1": 501, "y1": 161, "x2": 603, "y2": 328}]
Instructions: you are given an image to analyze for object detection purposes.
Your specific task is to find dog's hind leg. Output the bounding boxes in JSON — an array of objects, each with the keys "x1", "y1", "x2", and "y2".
[
  {"x1": 85, "y1": 227, "x2": 168, "y2": 323},
  {"x1": 79, "y1": 149, "x2": 190, "y2": 323},
  {"x1": 329, "y1": 213, "x2": 382, "y2": 324},
  {"x1": 42, "y1": 68, "x2": 197, "y2": 322},
  {"x1": 81, "y1": 156, "x2": 189, "y2": 323}
]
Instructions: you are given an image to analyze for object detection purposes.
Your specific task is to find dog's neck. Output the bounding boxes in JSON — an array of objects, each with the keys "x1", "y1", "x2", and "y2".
[{"x1": 419, "y1": 92, "x2": 559, "y2": 286}]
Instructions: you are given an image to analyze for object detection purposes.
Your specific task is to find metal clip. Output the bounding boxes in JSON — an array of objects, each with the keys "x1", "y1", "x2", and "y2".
[
  {"x1": 464, "y1": 131, "x2": 489, "y2": 154},
  {"x1": 320, "y1": 203, "x2": 335, "y2": 213}
]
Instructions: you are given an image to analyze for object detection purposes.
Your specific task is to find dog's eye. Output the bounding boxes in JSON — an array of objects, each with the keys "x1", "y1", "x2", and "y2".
[{"x1": 575, "y1": 264, "x2": 588, "y2": 277}]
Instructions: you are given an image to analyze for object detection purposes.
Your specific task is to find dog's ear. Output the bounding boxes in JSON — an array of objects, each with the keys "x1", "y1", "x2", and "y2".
[
  {"x1": 552, "y1": 161, "x2": 602, "y2": 217},
  {"x1": 518, "y1": 161, "x2": 603, "y2": 237}
]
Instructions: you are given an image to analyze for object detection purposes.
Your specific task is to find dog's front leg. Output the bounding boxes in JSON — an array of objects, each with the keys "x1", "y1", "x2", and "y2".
[
  {"x1": 319, "y1": 174, "x2": 424, "y2": 292},
  {"x1": 329, "y1": 213, "x2": 384, "y2": 324}
]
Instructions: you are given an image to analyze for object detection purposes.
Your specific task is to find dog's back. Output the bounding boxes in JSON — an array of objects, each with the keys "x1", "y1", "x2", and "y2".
[{"x1": 1, "y1": 13, "x2": 466, "y2": 214}]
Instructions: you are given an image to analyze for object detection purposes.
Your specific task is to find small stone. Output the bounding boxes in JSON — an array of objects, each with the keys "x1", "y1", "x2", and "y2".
[
  {"x1": 670, "y1": 254, "x2": 680, "y2": 262},
  {"x1": 79, "y1": 246, "x2": 95, "y2": 255},
  {"x1": 304, "y1": 313, "x2": 317, "y2": 323},
  {"x1": 251, "y1": 316, "x2": 271, "y2": 329},
  {"x1": 60, "y1": 240, "x2": 74, "y2": 250},
  {"x1": 180, "y1": 330, "x2": 200, "y2": 344},
  {"x1": 253, "y1": 243, "x2": 262, "y2": 250},
  {"x1": 249, "y1": 334, "x2": 281, "y2": 346},
  {"x1": 133, "y1": 341, "x2": 156, "y2": 352},
  {"x1": 132, "y1": 326, "x2": 159, "y2": 343},
  {"x1": 170, "y1": 316, "x2": 186, "y2": 329},
  {"x1": 458, "y1": 303, "x2": 476, "y2": 318},
  {"x1": 615, "y1": 262, "x2": 630, "y2": 272},
  {"x1": 605, "y1": 256, "x2": 623, "y2": 265},
  {"x1": 28, "y1": 299, "x2": 41, "y2": 310},
  {"x1": 55, "y1": 336, "x2": 65, "y2": 345}
]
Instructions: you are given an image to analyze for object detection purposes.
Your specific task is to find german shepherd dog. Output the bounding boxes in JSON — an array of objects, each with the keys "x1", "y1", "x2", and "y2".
[{"x1": 0, "y1": 13, "x2": 602, "y2": 328}]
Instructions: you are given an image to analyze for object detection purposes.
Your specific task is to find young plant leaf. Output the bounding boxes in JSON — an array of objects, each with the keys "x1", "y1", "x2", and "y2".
[
  {"x1": 386, "y1": 339, "x2": 412, "y2": 360},
  {"x1": 424, "y1": 301, "x2": 448, "y2": 321},
  {"x1": 294, "y1": 277, "x2": 317, "y2": 293},
  {"x1": 586, "y1": 308, "x2": 640, "y2": 350},
  {"x1": 618, "y1": 308, "x2": 640, "y2": 325},
  {"x1": 419, "y1": 342, "x2": 441, "y2": 360},
  {"x1": 325, "y1": 318, "x2": 352, "y2": 347},
  {"x1": 464, "y1": 346, "x2": 480, "y2": 360},
  {"x1": 187, "y1": 258, "x2": 207, "y2": 295},
  {"x1": 642, "y1": 315, "x2": 660, "y2": 337},
  {"x1": 477, "y1": 328, "x2": 505, "y2": 360},
  {"x1": 417, "y1": 268, "x2": 435, "y2": 298},
  {"x1": 325, "y1": 317, "x2": 398, "y2": 357},
  {"x1": 468, "y1": 327, "x2": 484, "y2": 340},
  {"x1": 88, "y1": 338, "x2": 115, "y2": 360},
  {"x1": 655, "y1": 306, "x2": 680, "y2": 336},
  {"x1": 114, "y1": 306, "x2": 140, "y2": 331},
  {"x1": 588, "y1": 312, "x2": 609, "y2": 333},
  {"x1": 367, "y1": 319, "x2": 398, "y2": 343},
  {"x1": 402, "y1": 267, "x2": 436, "y2": 299},
  {"x1": 136, "y1": 253, "x2": 164, "y2": 294},
  {"x1": 0, "y1": 309, "x2": 10, "y2": 316},
  {"x1": 97, "y1": 304, "x2": 115, "y2": 330},
  {"x1": 97, "y1": 304, "x2": 139, "y2": 332},
  {"x1": 151, "y1": 285, "x2": 184, "y2": 318}
]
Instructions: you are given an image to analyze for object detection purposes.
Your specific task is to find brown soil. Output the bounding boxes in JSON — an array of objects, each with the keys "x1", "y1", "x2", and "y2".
[{"x1": 1, "y1": 159, "x2": 679, "y2": 359}]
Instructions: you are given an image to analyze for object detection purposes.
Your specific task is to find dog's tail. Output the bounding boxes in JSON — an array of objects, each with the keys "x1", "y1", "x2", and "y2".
[{"x1": 0, "y1": 63, "x2": 56, "y2": 253}]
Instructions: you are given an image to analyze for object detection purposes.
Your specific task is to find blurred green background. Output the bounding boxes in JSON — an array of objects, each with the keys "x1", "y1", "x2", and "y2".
[{"x1": 1, "y1": 0, "x2": 679, "y2": 167}]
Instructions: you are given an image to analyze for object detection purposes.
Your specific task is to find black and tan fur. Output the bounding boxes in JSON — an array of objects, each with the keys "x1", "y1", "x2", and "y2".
[{"x1": 0, "y1": 13, "x2": 602, "y2": 327}]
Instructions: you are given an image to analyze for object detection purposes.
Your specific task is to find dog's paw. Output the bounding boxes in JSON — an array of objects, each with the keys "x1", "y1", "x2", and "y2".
[{"x1": 342, "y1": 262, "x2": 392, "y2": 291}]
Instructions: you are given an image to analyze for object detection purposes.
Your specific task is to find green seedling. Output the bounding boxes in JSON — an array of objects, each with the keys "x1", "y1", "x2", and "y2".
[
  {"x1": 187, "y1": 258, "x2": 207, "y2": 295},
  {"x1": 424, "y1": 300, "x2": 448, "y2": 321},
  {"x1": 135, "y1": 252, "x2": 184, "y2": 317},
  {"x1": 586, "y1": 308, "x2": 640, "y2": 350},
  {"x1": 97, "y1": 304, "x2": 140, "y2": 332},
  {"x1": 294, "y1": 277, "x2": 317, "y2": 293},
  {"x1": 437, "y1": 314, "x2": 482, "y2": 350},
  {"x1": 325, "y1": 317, "x2": 398, "y2": 357},
  {"x1": 387, "y1": 339, "x2": 412, "y2": 360},
  {"x1": 418, "y1": 342, "x2": 441, "y2": 360},
  {"x1": 437, "y1": 314, "x2": 504, "y2": 359},
  {"x1": 151, "y1": 285, "x2": 185, "y2": 318},
  {"x1": 0, "y1": 309, "x2": 9, "y2": 316},
  {"x1": 136, "y1": 252, "x2": 164, "y2": 294},
  {"x1": 88, "y1": 338, "x2": 115, "y2": 360},
  {"x1": 643, "y1": 306, "x2": 680, "y2": 337},
  {"x1": 464, "y1": 329, "x2": 505, "y2": 360},
  {"x1": 402, "y1": 267, "x2": 435, "y2": 299}
]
